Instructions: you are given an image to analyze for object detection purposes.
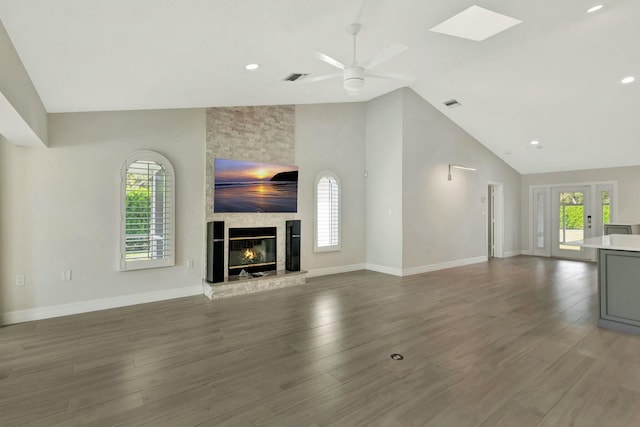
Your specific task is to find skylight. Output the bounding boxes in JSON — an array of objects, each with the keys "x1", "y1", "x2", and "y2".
[{"x1": 429, "y1": 5, "x2": 522, "y2": 42}]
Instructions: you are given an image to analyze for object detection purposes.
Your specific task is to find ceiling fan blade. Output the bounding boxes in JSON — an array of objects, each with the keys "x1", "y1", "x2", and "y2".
[
  {"x1": 366, "y1": 72, "x2": 414, "y2": 82},
  {"x1": 294, "y1": 73, "x2": 342, "y2": 84},
  {"x1": 360, "y1": 43, "x2": 408, "y2": 70},
  {"x1": 314, "y1": 50, "x2": 345, "y2": 70}
]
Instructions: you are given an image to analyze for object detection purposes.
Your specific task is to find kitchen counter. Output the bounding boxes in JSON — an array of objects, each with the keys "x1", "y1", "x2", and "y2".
[
  {"x1": 576, "y1": 234, "x2": 640, "y2": 336},
  {"x1": 577, "y1": 234, "x2": 640, "y2": 251}
]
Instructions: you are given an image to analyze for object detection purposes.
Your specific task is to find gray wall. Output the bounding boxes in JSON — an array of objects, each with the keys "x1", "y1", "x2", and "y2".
[
  {"x1": 0, "y1": 135, "x2": 7, "y2": 322},
  {"x1": 0, "y1": 109, "x2": 206, "y2": 320},
  {"x1": 365, "y1": 90, "x2": 404, "y2": 271},
  {"x1": 361, "y1": 88, "x2": 521, "y2": 274},
  {"x1": 402, "y1": 89, "x2": 522, "y2": 268},
  {"x1": 296, "y1": 103, "x2": 367, "y2": 274},
  {"x1": 0, "y1": 20, "x2": 47, "y2": 146}
]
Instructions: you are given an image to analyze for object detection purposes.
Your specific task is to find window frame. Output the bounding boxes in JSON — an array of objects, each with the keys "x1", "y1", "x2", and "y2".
[
  {"x1": 314, "y1": 170, "x2": 341, "y2": 253},
  {"x1": 120, "y1": 150, "x2": 175, "y2": 271}
]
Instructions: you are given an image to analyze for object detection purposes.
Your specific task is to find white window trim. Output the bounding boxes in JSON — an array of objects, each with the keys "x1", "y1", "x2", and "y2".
[
  {"x1": 120, "y1": 151, "x2": 175, "y2": 271},
  {"x1": 314, "y1": 170, "x2": 341, "y2": 253}
]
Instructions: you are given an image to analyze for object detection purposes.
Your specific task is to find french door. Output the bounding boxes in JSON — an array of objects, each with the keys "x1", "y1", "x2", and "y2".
[
  {"x1": 532, "y1": 183, "x2": 614, "y2": 261},
  {"x1": 551, "y1": 186, "x2": 592, "y2": 260}
]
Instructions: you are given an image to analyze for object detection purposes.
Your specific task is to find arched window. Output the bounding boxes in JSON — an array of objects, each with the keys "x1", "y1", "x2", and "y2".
[
  {"x1": 120, "y1": 151, "x2": 175, "y2": 270},
  {"x1": 315, "y1": 171, "x2": 341, "y2": 252}
]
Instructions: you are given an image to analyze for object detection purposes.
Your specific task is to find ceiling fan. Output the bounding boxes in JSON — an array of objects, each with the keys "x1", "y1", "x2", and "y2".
[{"x1": 300, "y1": 22, "x2": 410, "y2": 95}]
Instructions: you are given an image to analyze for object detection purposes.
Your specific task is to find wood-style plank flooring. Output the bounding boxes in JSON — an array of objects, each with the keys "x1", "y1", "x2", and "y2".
[{"x1": 2, "y1": 256, "x2": 640, "y2": 426}]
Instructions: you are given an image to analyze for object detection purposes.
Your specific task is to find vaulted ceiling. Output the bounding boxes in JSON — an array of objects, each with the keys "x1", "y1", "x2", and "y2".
[{"x1": 0, "y1": 0, "x2": 638, "y2": 174}]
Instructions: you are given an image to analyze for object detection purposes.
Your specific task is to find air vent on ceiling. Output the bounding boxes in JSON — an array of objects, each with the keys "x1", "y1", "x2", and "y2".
[
  {"x1": 444, "y1": 99, "x2": 461, "y2": 108},
  {"x1": 283, "y1": 73, "x2": 308, "y2": 82}
]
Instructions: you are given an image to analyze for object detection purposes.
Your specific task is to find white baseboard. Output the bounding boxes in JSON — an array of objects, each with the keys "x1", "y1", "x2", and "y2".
[
  {"x1": 306, "y1": 263, "x2": 366, "y2": 278},
  {"x1": 503, "y1": 250, "x2": 523, "y2": 258},
  {"x1": 364, "y1": 263, "x2": 404, "y2": 277},
  {"x1": 401, "y1": 256, "x2": 488, "y2": 277},
  {"x1": 520, "y1": 249, "x2": 533, "y2": 256},
  {"x1": 312, "y1": 257, "x2": 491, "y2": 279},
  {"x1": 2, "y1": 286, "x2": 203, "y2": 325}
]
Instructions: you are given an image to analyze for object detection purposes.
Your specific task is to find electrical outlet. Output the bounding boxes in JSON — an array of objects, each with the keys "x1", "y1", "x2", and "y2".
[
  {"x1": 62, "y1": 270, "x2": 72, "y2": 281},
  {"x1": 15, "y1": 274, "x2": 25, "y2": 286},
  {"x1": 187, "y1": 259, "x2": 194, "y2": 268}
]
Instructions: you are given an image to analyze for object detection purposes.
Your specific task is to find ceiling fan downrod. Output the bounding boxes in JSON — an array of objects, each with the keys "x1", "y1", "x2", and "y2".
[
  {"x1": 344, "y1": 23, "x2": 365, "y2": 93},
  {"x1": 347, "y1": 23, "x2": 361, "y2": 65}
]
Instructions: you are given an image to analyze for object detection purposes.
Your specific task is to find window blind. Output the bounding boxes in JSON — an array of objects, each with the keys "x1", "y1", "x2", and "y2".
[
  {"x1": 316, "y1": 175, "x2": 339, "y2": 248},
  {"x1": 121, "y1": 152, "x2": 175, "y2": 270}
]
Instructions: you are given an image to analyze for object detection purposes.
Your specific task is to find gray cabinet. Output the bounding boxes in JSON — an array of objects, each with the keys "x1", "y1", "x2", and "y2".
[{"x1": 599, "y1": 249, "x2": 640, "y2": 334}]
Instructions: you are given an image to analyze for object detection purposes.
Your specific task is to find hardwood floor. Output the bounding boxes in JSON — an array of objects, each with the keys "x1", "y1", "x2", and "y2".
[{"x1": 1, "y1": 256, "x2": 640, "y2": 426}]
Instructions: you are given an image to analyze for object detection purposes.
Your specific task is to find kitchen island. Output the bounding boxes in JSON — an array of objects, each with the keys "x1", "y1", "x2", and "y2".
[{"x1": 579, "y1": 234, "x2": 640, "y2": 335}]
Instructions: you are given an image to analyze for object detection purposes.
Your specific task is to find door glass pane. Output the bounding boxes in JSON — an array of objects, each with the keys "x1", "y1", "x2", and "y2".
[
  {"x1": 559, "y1": 191, "x2": 584, "y2": 250},
  {"x1": 536, "y1": 192, "x2": 545, "y2": 248},
  {"x1": 601, "y1": 190, "x2": 610, "y2": 234}
]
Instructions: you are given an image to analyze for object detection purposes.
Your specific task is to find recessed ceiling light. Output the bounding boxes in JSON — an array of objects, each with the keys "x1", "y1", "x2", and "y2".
[
  {"x1": 530, "y1": 140, "x2": 540, "y2": 145},
  {"x1": 587, "y1": 5, "x2": 603, "y2": 13},
  {"x1": 245, "y1": 63, "x2": 259, "y2": 71},
  {"x1": 621, "y1": 76, "x2": 635, "y2": 84}
]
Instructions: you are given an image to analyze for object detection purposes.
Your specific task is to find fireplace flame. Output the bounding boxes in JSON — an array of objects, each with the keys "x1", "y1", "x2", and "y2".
[{"x1": 243, "y1": 248, "x2": 256, "y2": 260}]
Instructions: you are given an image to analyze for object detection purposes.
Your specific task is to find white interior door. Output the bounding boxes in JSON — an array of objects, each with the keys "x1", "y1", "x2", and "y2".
[
  {"x1": 551, "y1": 186, "x2": 593, "y2": 260},
  {"x1": 488, "y1": 185, "x2": 494, "y2": 258},
  {"x1": 486, "y1": 182, "x2": 504, "y2": 258},
  {"x1": 532, "y1": 188, "x2": 551, "y2": 257}
]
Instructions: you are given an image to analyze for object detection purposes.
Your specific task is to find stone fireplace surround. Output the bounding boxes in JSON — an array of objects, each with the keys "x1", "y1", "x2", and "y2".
[{"x1": 202, "y1": 105, "x2": 307, "y2": 299}]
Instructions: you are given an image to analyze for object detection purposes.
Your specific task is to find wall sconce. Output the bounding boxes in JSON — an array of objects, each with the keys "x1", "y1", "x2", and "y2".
[{"x1": 448, "y1": 164, "x2": 477, "y2": 181}]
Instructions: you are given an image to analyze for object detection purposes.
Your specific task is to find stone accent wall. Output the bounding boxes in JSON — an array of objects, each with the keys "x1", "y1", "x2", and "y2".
[{"x1": 205, "y1": 105, "x2": 297, "y2": 275}]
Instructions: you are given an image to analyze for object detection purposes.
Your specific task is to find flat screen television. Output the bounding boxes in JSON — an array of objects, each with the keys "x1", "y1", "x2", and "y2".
[{"x1": 214, "y1": 158, "x2": 298, "y2": 213}]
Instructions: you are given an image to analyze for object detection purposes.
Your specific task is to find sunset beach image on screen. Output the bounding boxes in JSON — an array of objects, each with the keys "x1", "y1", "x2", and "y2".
[{"x1": 213, "y1": 159, "x2": 298, "y2": 213}]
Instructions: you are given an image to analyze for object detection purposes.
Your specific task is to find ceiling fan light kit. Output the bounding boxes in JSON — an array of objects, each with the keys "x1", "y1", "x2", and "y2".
[
  {"x1": 343, "y1": 66, "x2": 365, "y2": 92},
  {"x1": 347, "y1": 22, "x2": 362, "y2": 37},
  {"x1": 301, "y1": 21, "x2": 410, "y2": 94}
]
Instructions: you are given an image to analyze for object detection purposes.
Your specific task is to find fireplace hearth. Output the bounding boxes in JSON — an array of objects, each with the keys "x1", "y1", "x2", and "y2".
[{"x1": 228, "y1": 227, "x2": 276, "y2": 276}]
